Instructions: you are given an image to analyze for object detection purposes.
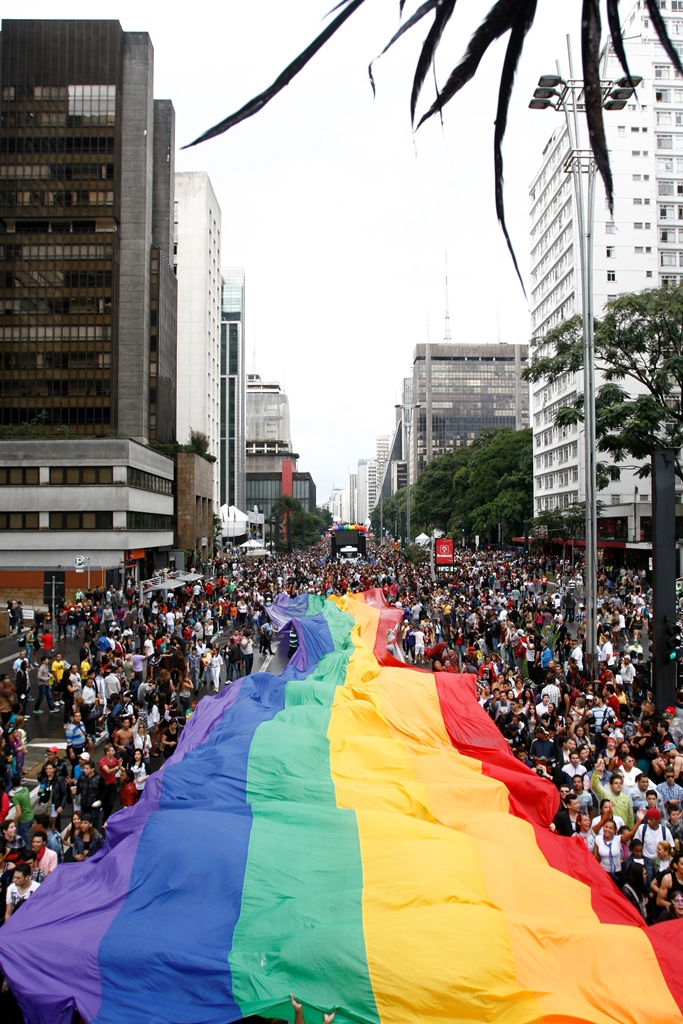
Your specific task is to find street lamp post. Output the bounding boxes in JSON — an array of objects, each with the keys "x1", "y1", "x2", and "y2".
[
  {"x1": 529, "y1": 43, "x2": 641, "y2": 684},
  {"x1": 402, "y1": 401, "x2": 421, "y2": 548}
]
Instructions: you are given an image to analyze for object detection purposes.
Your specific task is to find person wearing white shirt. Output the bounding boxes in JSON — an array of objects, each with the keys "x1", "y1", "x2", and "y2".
[{"x1": 208, "y1": 651, "x2": 224, "y2": 692}]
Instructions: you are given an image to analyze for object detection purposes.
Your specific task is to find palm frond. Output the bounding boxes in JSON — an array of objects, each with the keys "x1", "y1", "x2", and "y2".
[
  {"x1": 182, "y1": 0, "x2": 367, "y2": 148},
  {"x1": 183, "y1": 0, "x2": 683, "y2": 290},
  {"x1": 494, "y1": 0, "x2": 538, "y2": 298},
  {"x1": 645, "y1": 0, "x2": 683, "y2": 76},
  {"x1": 369, "y1": 0, "x2": 440, "y2": 97},
  {"x1": 410, "y1": 0, "x2": 457, "y2": 125},
  {"x1": 582, "y1": 0, "x2": 613, "y2": 213},
  {"x1": 416, "y1": 0, "x2": 521, "y2": 128},
  {"x1": 606, "y1": 0, "x2": 633, "y2": 85}
]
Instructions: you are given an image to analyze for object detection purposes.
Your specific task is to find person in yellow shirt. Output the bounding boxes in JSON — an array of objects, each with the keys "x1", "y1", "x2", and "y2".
[
  {"x1": 80, "y1": 656, "x2": 91, "y2": 677},
  {"x1": 50, "y1": 653, "x2": 66, "y2": 707}
]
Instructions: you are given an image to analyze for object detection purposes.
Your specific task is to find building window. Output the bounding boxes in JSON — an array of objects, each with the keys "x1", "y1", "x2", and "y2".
[
  {"x1": 661, "y1": 251, "x2": 678, "y2": 265},
  {"x1": 634, "y1": 197, "x2": 643, "y2": 205},
  {"x1": 0, "y1": 512, "x2": 39, "y2": 530},
  {"x1": 607, "y1": 271, "x2": 616, "y2": 281},
  {"x1": 647, "y1": 270, "x2": 653, "y2": 277},
  {"x1": 655, "y1": 66, "x2": 671, "y2": 79},
  {"x1": 126, "y1": 511, "x2": 173, "y2": 531},
  {"x1": 127, "y1": 467, "x2": 173, "y2": 495},
  {"x1": 50, "y1": 466, "x2": 113, "y2": 485},
  {"x1": 49, "y1": 511, "x2": 113, "y2": 530},
  {"x1": 0, "y1": 467, "x2": 39, "y2": 484},
  {"x1": 658, "y1": 135, "x2": 674, "y2": 148},
  {"x1": 634, "y1": 246, "x2": 644, "y2": 253},
  {"x1": 606, "y1": 221, "x2": 616, "y2": 234},
  {"x1": 657, "y1": 88, "x2": 672, "y2": 101},
  {"x1": 634, "y1": 221, "x2": 643, "y2": 228},
  {"x1": 606, "y1": 246, "x2": 615, "y2": 257}
]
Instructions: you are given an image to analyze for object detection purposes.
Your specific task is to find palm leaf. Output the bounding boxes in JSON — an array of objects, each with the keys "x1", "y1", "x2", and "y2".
[
  {"x1": 416, "y1": 0, "x2": 521, "y2": 128},
  {"x1": 182, "y1": 0, "x2": 368, "y2": 148},
  {"x1": 410, "y1": 0, "x2": 457, "y2": 125},
  {"x1": 582, "y1": 0, "x2": 613, "y2": 212},
  {"x1": 645, "y1": 0, "x2": 683, "y2": 77},
  {"x1": 606, "y1": 0, "x2": 633, "y2": 85},
  {"x1": 369, "y1": 0, "x2": 441, "y2": 97},
  {"x1": 493, "y1": 0, "x2": 538, "y2": 298}
]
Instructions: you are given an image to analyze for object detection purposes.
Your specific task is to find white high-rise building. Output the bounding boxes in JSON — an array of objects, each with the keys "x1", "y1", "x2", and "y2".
[
  {"x1": 325, "y1": 487, "x2": 344, "y2": 521},
  {"x1": 343, "y1": 473, "x2": 357, "y2": 524},
  {"x1": 174, "y1": 172, "x2": 222, "y2": 507},
  {"x1": 376, "y1": 435, "x2": 390, "y2": 484},
  {"x1": 527, "y1": 6, "x2": 678, "y2": 516}
]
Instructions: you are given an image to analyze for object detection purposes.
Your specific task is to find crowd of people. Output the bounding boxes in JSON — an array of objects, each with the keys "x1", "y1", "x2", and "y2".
[{"x1": 0, "y1": 538, "x2": 682, "y2": 978}]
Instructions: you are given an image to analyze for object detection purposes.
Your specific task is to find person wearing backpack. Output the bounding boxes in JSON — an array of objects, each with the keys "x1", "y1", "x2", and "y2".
[{"x1": 633, "y1": 807, "x2": 674, "y2": 886}]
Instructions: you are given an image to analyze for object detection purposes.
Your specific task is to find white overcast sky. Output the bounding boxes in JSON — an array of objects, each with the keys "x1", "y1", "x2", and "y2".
[{"x1": 13, "y1": 0, "x2": 586, "y2": 499}]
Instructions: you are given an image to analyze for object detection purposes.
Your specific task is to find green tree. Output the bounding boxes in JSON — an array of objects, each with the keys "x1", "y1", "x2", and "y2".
[
  {"x1": 523, "y1": 286, "x2": 683, "y2": 483},
  {"x1": 369, "y1": 488, "x2": 406, "y2": 540},
  {"x1": 372, "y1": 428, "x2": 532, "y2": 546},
  {"x1": 271, "y1": 496, "x2": 328, "y2": 550}
]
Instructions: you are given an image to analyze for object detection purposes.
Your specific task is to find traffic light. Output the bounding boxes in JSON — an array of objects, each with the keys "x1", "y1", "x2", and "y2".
[{"x1": 664, "y1": 616, "x2": 682, "y2": 662}]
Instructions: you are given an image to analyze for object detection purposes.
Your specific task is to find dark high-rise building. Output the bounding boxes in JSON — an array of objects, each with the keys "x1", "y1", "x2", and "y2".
[
  {"x1": 220, "y1": 268, "x2": 245, "y2": 511},
  {"x1": 412, "y1": 342, "x2": 529, "y2": 477},
  {"x1": 0, "y1": 20, "x2": 176, "y2": 442}
]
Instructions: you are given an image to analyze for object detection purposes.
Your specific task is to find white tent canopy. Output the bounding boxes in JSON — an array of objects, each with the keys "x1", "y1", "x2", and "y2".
[
  {"x1": 414, "y1": 533, "x2": 430, "y2": 547},
  {"x1": 220, "y1": 504, "x2": 249, "y2": 538},
  {"x1": 239, "y1": 538, "x2": 263, "y2": 549}
]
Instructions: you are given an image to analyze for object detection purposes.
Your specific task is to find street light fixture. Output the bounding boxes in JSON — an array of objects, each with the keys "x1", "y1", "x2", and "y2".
[
  {"x1": 402, "y1": 400, "x2": 421, "y2": 547},
  {"x1": 528, "y1": 38, "x2": 642, "y2": 685}
]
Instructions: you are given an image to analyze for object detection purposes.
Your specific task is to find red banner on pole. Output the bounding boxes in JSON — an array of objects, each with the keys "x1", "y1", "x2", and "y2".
[{"x1": 435, "y1": 538, "x2": 454, "y2": 565}]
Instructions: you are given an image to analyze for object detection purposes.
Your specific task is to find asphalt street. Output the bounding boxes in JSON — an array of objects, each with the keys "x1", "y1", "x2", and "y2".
[{"x1": 0, "y1": 626, "x2": 286, "y2": 783}]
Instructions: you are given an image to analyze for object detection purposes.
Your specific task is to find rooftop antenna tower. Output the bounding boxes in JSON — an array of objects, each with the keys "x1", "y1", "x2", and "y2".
[{"x1": 444, "y1": 251, "x2": 452, "y2": 343}]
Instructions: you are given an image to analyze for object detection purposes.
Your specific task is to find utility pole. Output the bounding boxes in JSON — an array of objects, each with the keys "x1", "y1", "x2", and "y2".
[{"x1": 652, "y1": 450, "x2": 678, "y2": 711}]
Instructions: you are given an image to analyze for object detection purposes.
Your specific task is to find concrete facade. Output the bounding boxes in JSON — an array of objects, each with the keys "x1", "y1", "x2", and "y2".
[
  {"x1": 174, "y1": 172, "x2": 221, "y2": 509},
  {"x1": 0, "y1": 438, "x2": 174, "y2": 573},
  {"x1": 174, "y1": 451, "x2": 214, "y2": 559},
  {"x1": 526, "y1": 4, "x2": 683, "y2": 515}
]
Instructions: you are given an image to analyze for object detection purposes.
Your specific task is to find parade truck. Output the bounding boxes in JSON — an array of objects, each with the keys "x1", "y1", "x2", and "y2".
[{"x1": 330, "y1": 525, "x2": 368, "y2": 563}]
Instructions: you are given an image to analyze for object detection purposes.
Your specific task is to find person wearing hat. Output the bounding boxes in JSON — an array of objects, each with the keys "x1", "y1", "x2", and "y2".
[
  {"x1": 529, "y1": 725, "x2": 554, "y2": 764},
  {"x1": 657, "y1": 766, "x2": 683, "y2": 818},
  {"x1": 38, "y1": 745, "x2": 69, "y2": 784},
  {"x1": 633, "y1": 807, "x2": 675, "y2": 886}
]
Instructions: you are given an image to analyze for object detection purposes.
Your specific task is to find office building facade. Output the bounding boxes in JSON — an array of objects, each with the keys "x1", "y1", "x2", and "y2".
[
  {"x1": 411, "y1": 343, "x2": 529, "y2": 478},
  {"x1": 174, "y1": 171, "x2": 221, "y2": 508},
  {"x1": 528, "y1": 5, "x2": 675, "y2": 517},
  {"x1": 0, "y1": 20, "x2": 177, "y2": 442},
  {"x1": 220, "y1": 267, "x2": 246, "y2": 512}
]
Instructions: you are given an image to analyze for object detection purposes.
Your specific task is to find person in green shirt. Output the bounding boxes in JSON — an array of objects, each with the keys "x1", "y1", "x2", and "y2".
[
  {"x1": 591, "y1": 764, "x2": 634, "y2": 830},
  {"x1": 10, "y1": 772, "x2": 34, "y2": 846}
]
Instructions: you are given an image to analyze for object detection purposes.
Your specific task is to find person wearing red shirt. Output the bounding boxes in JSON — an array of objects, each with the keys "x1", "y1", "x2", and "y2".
[
  {"x1": 118, "y1": 769, "x2": 138, "y2": 808},
  {"x1": 98, "y1": 743, "x2": 121, "y2": 822}
]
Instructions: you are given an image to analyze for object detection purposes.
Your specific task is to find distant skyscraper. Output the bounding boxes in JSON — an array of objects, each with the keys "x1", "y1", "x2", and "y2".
[
  {"x1": 220, "y1": 269, "x2": 246, "y2": 511},
  {"x1": 174, "y1": 171, "x2": 221, "y2": 507},
  {"x1": 412, "y1": 343, "x2": 529, "y2": 477},
  {"x1": 343, "y1": 473, "x2": 357, "y2": 524},
  {"x1": 0, "y1": 19, "x2": 177, "y2": 442}
]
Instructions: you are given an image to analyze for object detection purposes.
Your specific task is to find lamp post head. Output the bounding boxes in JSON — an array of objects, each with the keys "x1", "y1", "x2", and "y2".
[{"x1": 538, "y1": 74, "x2": 563, "y2": 89}]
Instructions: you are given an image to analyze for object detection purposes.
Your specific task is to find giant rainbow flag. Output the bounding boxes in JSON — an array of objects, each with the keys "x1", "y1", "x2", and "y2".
[{"x1": 0, "y1": 590, "x2": 681, "y2": 1024}]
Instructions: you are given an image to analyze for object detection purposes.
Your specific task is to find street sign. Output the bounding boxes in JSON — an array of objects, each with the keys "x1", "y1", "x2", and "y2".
[
  {"x1": 74, "y1": 555, "x2": 86, "y2": 568},
  {"x1": 435, "y1": 538, "x2": 454, "y2": 565},
  {"x1": 534, "y1": 525, "x2": 548, "y2": 538}
]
